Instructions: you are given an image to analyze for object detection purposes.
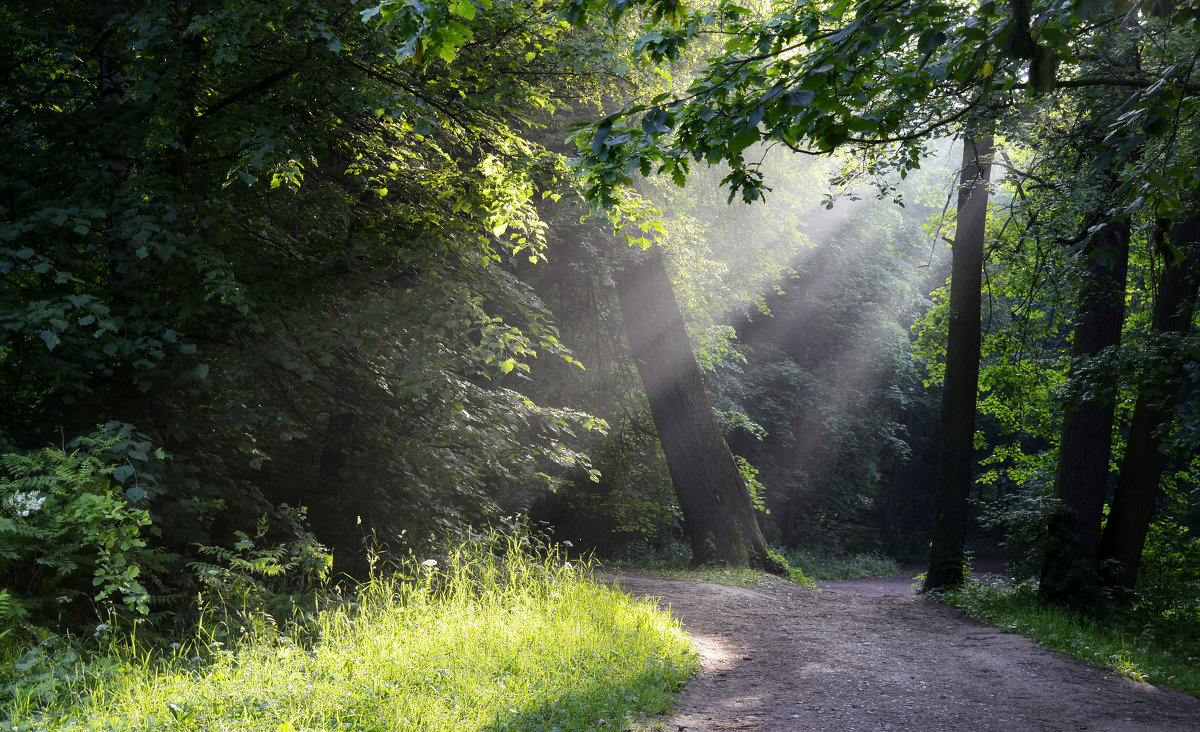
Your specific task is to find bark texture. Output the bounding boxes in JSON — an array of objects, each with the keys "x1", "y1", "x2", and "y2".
[
  {"x1": 1040, "y1": 218, "x2": 1130, "y2": 604},
  {"x1": 613, "y1": 247, "x2": 779, "y2": 571},
  {"x1": 925, "y1": 134, "x2": 992, "y2": 592},
  {"x1": 1098, "y1": 217, "x2": 1200, "y2": 589}
]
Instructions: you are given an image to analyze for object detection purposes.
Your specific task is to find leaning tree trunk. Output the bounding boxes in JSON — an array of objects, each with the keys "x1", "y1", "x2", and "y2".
[
  {"x1": 613, "y1": 246, "x2": 780, "y2": 571},
  {"x1": 1040, "y1": 217, "x2": 1130, "y2": 605},
  {"x1": 1098, "y1": 217, "x2": 1200, "y2": 590},
  {"x1": 925, "y1": 134, "x2": 992, "y2": 592}
]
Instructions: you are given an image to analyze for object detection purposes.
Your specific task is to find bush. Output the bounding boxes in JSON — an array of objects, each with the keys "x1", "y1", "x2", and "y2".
[
  {"x1": 786, "y1": 546, "x2": 903, "y2": 581},
  {"x1": 0, "y1": 425, "x2": 163, "y2": 625}
]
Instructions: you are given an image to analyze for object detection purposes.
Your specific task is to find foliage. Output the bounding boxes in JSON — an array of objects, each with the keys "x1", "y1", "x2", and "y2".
[
  {"x1": 610, "y1": 562, "x2": 815, "y2": 591},
  {"x1": 187, "y1": 506, "x2": 332, "y2": 647},
  {"x1": 1, "y1": 527, "x2": 695, "y2": 731},
  {"x1": 0, "y1": 424, "x2": 165, "y2": 624},
  {"x1": 571, "y1": 0, "x2": 1200, "y2": 215},
  {"x1": 0, "y1": 0, "x2": 630, "y2": 616},
  {"x1": 563, "y1": 0, "x2": 1200, "y2": 600},
  {"x1": 786, "y1": 547, "x2": 903, "y2": 582},
  {"x1": 1135, "y1": 480, "x2": 1200, "y2": 624},
  {"x1": 942, "y1": 576, "x2": 1200, "y2": 698},
  {"x1": 561, "y1": 416, "x2": 681, "y2": 543},
  {"x1": 724, "y1": 160, "x2": 947, "y2": 551}
]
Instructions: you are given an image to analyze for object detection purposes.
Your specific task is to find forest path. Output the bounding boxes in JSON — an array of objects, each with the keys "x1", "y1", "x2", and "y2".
[{"x1": 608, "y1": 572, "x2": 1200, "y2": 731}]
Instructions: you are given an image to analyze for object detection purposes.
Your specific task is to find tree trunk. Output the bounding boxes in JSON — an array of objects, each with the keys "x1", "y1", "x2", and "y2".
[
  {"x1": 1040, "y1": 217, "x2": 1130, "y2": 604},
  {"x1": 311, "y1": 368, "x2": 363, "y2": 576},
  {"x1": 613, "y1": 247, "x2": 781, "y2": 572},
  {"x1": 1097, "y1": 217, "x2": 1200, "y2": 589},
  {"x1": 925, "y1": 134, "x2": 992, "y2": 592}
]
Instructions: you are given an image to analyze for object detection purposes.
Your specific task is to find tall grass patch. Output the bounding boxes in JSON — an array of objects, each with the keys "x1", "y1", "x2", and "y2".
[{"x1": 3, "y1": 529, "x2": 696, "y2": 731}]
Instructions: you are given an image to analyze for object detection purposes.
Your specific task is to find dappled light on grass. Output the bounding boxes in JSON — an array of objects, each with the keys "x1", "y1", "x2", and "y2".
[{"x1": 3, "y1": 530, "x2": 696, "y2": 731}]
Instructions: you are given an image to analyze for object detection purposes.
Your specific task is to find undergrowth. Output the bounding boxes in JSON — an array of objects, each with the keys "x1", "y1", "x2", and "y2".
[
  {"x1": 606, "y1": 537, "x2": 907, "y2": 588},
  {"x1": 940, "y1": 576, "x2": 1200, "y2": 699},
  {"x1": 1, "y1": 528, "x2": 697, "y2": 731},
  {"x1": 610, "y1": 562, "x2": 813, "y2": 590},
  {"x1": 604, "y1": 544, "x2": 815, "y2": 589},
  {"x1": 785, "y1": 547, "x2": 903, "y2": 581}
]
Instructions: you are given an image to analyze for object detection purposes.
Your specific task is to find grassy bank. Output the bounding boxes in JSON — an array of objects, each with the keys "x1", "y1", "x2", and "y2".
[
  {"x1": 942, "y1": 577, "x2": 1200, "y2": 699},
  {"x1": 2, "y1": 532, "x2": 696, "y2": 731}
]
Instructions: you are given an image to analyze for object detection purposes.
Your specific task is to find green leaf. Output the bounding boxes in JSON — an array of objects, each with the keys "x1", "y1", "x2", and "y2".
[
  {"x1": 113, "y1": 465, "x2": 135, "y2": 483},
  {"x1": 1091, "y1": 245, "x2": 1122, "y2": 270},
  {"x1": 785, "y1": 89, "x2": 815, "y2": 107},
  {"x1": 591, "y1": 125, "x2": 611, "y2": 157},
  {"x1": 450, "y1": 0, "x2": 477, "y2": 20},
  {"x1": 1028, "y1": 44, "x2": 1058, "y2": 95},
  {"x1": 729, "y1": 127, "x2": 760, "y2": 158},
  {"x1": 1073, "y1": 0, "x2": 1108, "y2": 20}
]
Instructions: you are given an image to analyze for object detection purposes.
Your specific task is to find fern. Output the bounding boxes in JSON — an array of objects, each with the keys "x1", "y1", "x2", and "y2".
[
  {"x1": 188, "y1": 507, "x2": 331, "y2": 643},
  {"x1": 1, "y1": 425, "x2": 159, "y2": 625}
]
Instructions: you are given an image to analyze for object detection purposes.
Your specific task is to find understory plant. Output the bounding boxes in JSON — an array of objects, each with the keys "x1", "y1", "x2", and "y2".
[
  {"x1": 2, "y1": 526, "x2": 696, "y2": 731},
  {"x1": 786, "y1": 546, "x2": 903, "y2": 581},
  {"x1": 0, "y1": 425, "x2": 164, "y2": 625}
]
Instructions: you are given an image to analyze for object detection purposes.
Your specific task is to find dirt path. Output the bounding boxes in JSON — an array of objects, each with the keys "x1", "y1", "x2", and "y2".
[{"x1": 610, "y1": 572, "x2": 1200, "y2": 731}]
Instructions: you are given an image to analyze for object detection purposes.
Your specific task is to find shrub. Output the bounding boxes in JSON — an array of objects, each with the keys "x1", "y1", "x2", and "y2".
[{"x1": 0, "y1": 425, "x2": 164, "y2": 626}]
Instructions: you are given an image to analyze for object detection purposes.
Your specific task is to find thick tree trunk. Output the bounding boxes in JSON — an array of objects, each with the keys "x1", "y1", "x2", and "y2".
[
  {"x1": 1040, "y1": 217, "x2": 1130, "y2": 604},
  {"x1": 925, "y1": 134, "x2": 992, "y2": 592},
  {"x1": 613, "y1": 247, "x2": 781, "y2": 571},
  {"x1": 1098, "y1": 217, "x2": 1200, "y2": 589}
]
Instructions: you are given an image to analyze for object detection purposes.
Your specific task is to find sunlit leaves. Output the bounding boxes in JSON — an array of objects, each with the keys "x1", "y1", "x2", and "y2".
[{"x1": 564, "y1": 0, "x2": 1200, "y2": 240}]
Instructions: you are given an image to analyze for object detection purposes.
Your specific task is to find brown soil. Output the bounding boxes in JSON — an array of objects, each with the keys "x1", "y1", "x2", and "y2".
[{"x1": 608, "y1": 570, "x2": 1200, "y2": 731}]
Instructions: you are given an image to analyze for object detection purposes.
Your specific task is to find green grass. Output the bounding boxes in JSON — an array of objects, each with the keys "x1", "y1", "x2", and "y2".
[
  {"x1": 1, "y1": 532, "x2": 697, "y2": 731},
  {"x1": 785, "y1": 547, "x2": 903, "y2": 581},
  {"x1": 941, "y1": 576, "x2": 1200, "y2": 698},
  {"x1": 602, "y1": 538, "x2": 815, "y2": 589},
  {"x1": 606, "y1": 562, "x2": 813, "y2": 590},
  {"x1": 606, "y1": 540, "x2": 909, "y2": 588}
]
